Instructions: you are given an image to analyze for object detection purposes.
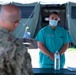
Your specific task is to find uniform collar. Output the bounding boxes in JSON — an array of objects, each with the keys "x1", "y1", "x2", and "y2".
[{"x1": 0, "y1": 27, "x2": 10, "y2": 33}]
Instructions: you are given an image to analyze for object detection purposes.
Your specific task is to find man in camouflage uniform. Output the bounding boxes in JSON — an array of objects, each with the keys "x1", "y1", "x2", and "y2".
[{"x1": 0, "y1": 4, "x2": 33, "y2": 75}]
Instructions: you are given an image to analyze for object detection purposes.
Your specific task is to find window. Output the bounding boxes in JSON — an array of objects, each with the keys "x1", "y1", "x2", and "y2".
[
  {"x1": 71, "y1": 6, "x2": 76, "y2": 19},
  {"x1": 18, "y1": 6, "x2": 34, "y2": 18}
]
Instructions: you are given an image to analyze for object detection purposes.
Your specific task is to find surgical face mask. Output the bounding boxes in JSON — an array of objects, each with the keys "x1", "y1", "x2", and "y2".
[{"x1": 49, "y1": 20, "x2": 58, "y2": 26}]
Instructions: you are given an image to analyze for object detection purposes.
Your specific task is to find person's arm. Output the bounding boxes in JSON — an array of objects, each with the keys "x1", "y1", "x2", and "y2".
[
  {"x1": 38, "y1": 41, "x2": 54, "y2": 60},
  {"x1": 59, "y1": 43, "x2": 69, "y2": 55}
]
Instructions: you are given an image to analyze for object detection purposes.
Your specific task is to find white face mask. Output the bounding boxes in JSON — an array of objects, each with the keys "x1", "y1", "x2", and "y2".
[{"x1": 49, "y1": 20, "x2": 58, "y2": 26}]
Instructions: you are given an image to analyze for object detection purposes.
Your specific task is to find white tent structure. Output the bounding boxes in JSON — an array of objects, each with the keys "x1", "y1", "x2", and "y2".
[
  {"x1": 0, "y1": 0, "x2": 76, "y2": 46},
  {"x1": 0, "y1": 0, "x2": 76, "y2": 4}
]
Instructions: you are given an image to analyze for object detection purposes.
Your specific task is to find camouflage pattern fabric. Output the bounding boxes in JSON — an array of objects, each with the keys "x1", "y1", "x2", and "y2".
[{"x1": 0, "y1": 27, "x2": 33, "y2": 75}]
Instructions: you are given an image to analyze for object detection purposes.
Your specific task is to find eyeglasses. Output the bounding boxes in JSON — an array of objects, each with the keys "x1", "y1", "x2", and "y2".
[{"x1": 14, "y1": 20, "x2": 21, "y2": 23}]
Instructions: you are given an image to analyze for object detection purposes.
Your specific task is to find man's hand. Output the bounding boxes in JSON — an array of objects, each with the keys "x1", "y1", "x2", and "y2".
[
  {"x1": 38, "y1": 42, "x2": 55, "y2": 61},
  {"x1": 49, "y1": 53, "x2": 54, "y2": 61}
]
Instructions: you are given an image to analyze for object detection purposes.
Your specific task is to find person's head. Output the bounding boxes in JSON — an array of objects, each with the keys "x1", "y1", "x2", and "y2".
[
  {"x1": 0, "y1": 4, "x2": 21, "y2": 31},
  {"x1": 49, "y1": 11, "x2": 60, "y2": 28}
]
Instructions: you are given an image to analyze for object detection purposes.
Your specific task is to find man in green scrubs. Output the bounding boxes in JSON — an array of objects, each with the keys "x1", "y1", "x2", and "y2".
[{"x1": 35, "y1": 11, "x2": 72, "y2": 68}]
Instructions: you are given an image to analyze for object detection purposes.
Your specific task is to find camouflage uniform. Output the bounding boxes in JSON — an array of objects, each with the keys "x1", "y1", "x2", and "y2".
[{"x1": 0, "y1": 27, "x2": 33, "y2": 75}]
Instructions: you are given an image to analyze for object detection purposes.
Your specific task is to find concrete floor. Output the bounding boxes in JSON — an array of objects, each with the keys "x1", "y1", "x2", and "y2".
[{"x1": 28, "y1": 48, "x2": 76, "y2": 68}]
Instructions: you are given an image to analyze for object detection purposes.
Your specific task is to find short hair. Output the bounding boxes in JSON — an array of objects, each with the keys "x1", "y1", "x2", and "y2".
[
  {"x1": 0, "y1": 4, "x2": 21, "y2": 23},
  {"x1": 49, "y1": 11, "x2": 59, "y2": 16}
]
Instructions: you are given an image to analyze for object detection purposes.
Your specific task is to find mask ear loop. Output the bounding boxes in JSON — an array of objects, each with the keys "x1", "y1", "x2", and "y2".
[
  {"x1": 58, "y1": 18, "x2": 60, "y2": 21},
  {"x1": 58, "y1": 18, "x2": 60, "y2": 24}
]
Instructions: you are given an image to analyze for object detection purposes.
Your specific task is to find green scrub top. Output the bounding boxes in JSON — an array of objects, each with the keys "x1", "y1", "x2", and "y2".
[{"x1": 35, "y1": 25, "x2": 72, "y2": 68}]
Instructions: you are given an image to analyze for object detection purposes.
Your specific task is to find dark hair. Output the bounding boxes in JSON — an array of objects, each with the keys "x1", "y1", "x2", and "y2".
[{"x1": 50, "y1": 11, "x2": 59, "y2": 16}]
